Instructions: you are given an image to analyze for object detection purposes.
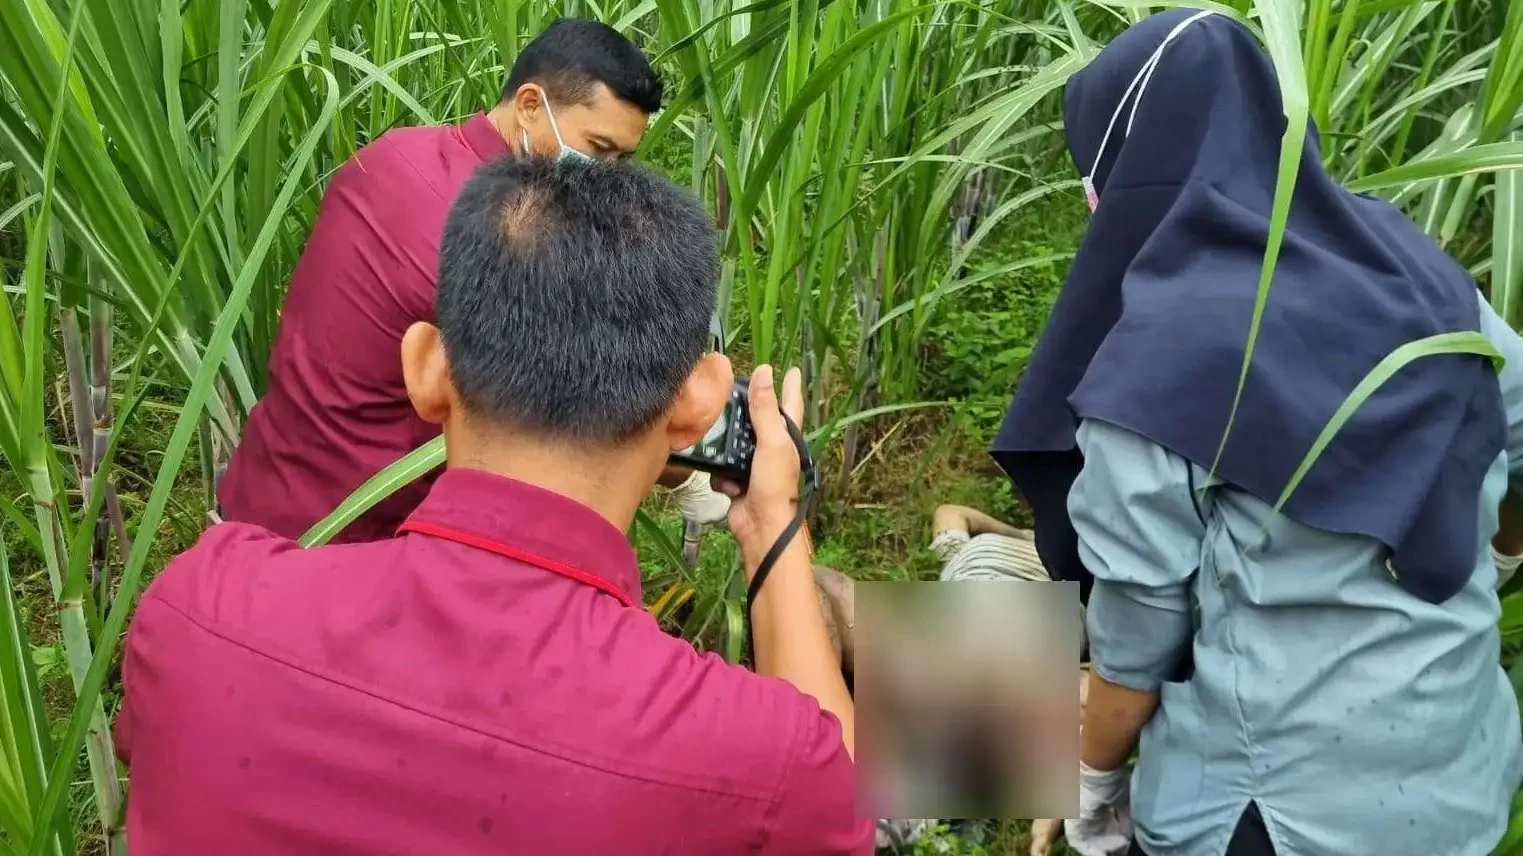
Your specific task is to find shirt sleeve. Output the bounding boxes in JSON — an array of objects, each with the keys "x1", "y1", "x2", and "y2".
[
  {"x1": 114, "y1": 524, "x2": 276, "y2": 767},
  {"x1": 112, "y1": 543, "x2": 204, "y2": 767},
  {"x1": 1069, "y1": 418, "x2": 1205, "y2": 693},
  {"x1": 1479, "y1": 299, "x2": 1523, "y2": 491},
  {"x1": 114, "y1": 633, "x2": 139, "y2": 766},
  {"x1": 759, "y1": 708, "x2": 875, "y2": 855}
]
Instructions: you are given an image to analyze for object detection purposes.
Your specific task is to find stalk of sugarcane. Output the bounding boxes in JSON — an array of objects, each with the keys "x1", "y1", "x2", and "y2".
[
  {"x1": 57, "y1": 308, "x2": 109, "y2": 607},
  {"x1": 23, "y1": 456, "x2": 125, "y2": 853},
  {"x1": 89, "y1": 297, "x2": 126, "y2": 552},
  {"x1": 682, "y1": 518, "x2": 702, "y2": 566},
  {"x1": 15, "y1": 120, "x2": 128, "y2": 849},
  {"x1": 58, "y1": 310, "x2": 91, "y2": 487},
  {"x1": 90, "y1": 295, "x2": 130, "y2": 624}
]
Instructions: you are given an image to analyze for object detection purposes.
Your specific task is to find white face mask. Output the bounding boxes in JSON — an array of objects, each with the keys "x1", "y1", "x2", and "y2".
[
  {"x1": 520, "y1": 84, "x2": 595, "y2": 164},
  {"x1": 1082, "y1": 9, "x2": 1217, "y2": 212}
]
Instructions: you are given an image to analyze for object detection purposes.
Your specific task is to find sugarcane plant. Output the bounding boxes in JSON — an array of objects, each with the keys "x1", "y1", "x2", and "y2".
[{"x1": 0, "y1": 0, "x2": 1520, "y2": 853}]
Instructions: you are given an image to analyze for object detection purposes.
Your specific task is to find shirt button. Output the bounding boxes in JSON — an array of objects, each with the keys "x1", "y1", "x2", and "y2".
[{"x1": 1384, "y1": 557, "x2": 1399, "y2": 580}]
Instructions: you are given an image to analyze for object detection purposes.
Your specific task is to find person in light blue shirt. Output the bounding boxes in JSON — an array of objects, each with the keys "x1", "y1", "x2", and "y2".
[
  {"x1": 991, "y1": 9, "x2": 1523, "y2": 856},
  {"x1": 1070, "y1": 349, "x2": 1523, "y2": 854}
]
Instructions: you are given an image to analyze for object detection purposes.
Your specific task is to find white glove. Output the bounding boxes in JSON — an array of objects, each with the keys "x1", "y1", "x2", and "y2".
[
  {"x1": 1064, "y1": 762, "x2": 1133, "y2": 856},
  {"x1": 672, "y1": 470, "x2": 731, "y2": 527},
  {"x1": 1494, "y1": 544, "x2": 1523, "y2": 590}
]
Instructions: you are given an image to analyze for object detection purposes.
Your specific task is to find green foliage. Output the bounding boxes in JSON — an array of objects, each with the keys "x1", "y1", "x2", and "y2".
[
  {"x1": 907, "y1": 823, "x2": 990, "y2": 856},
  {"x1": 922, "y1": 254, "x2": 1054, "y2": 397},
  {"x1": 919, "y1": 241, "x2": 1067, "y2": 433},
  {"x1": 0, "y1": 0, "x2": 1519, "y2": 853}
]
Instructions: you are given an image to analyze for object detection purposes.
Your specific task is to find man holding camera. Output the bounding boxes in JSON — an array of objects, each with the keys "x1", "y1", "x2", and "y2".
[
  {"x1": 217, "y1": 18, "x2": 731, "y2": 544},
  {"x1": 116, "y1": 157, "x2": 870, "y2": 854}
]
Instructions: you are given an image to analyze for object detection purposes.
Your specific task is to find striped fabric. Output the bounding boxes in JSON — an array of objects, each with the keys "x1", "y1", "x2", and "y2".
[
  {"x1": 936, "y1": 530, "x2": 1050, "y2": 583},
  {"x1": 936, "y1": 528, "x2": 1086, "y2": 657}
]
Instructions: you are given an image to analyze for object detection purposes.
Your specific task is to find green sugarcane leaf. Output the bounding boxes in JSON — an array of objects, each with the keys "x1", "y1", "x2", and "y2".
[
  {"x1": 28, "y1": 63, "x2": 342, "y2": 853},
  {"x1": 1493, "y1": 134, "x2": 1523, "y2": 326},
  {"x1": 1349, "y1": 141, "x2": 1523, "y2": 193},
  {"x1": 1209, "y1": 0, "x2": 1310, "y2": 483},
  {"x1": 632, "y1": 509, "x2": 690, "y2": 577},
  {"x1": 1268, "y1": 332, "x2": 1504, "y2": 517},
  {"x1": 723, "y1": 599, "x2": 745, "y2": 665},
  {"x1": 300, "y1": 435, "x2": 445, "y2": 548}
]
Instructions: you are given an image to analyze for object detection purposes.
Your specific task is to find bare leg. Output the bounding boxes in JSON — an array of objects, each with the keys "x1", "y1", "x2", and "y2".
[
  {"x1": 813, "y1": 565, "x2": 855, "y2": 673},
  {"x1": 932, "y1": 504, "x2": 1029, "y2": 539}
]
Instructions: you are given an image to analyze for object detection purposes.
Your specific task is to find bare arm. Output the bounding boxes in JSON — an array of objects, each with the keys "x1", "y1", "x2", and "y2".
[
  {"x1": 1080, "y1": 673, "x2": 1157, "y2": 770},
  {"x1": 721, "y1": 367, "x2": 854, "y2": 758},
  {"x1": 750, "y1": 541, "x2": 855, "y2": 757},
  {"x1": 1069, "y1": 421, "x2": 1205, "y2": 771}
]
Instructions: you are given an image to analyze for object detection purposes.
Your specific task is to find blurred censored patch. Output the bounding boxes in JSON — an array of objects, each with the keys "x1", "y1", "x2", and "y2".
[{"x1": 855, "y1": 580, "x2": 1079, "y2": 820}]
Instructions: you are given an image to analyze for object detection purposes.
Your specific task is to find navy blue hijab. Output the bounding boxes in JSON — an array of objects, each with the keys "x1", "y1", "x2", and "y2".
[{"x1": 991, "y1": 9, "x2": 1504, "y2": 605}]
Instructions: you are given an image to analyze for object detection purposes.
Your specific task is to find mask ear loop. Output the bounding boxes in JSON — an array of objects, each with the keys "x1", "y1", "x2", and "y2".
[
  {"x1": 521, "y1": 84, "x2": 586, "y2": 160},
  {"x1": 1125, "y1": 13, "x2": 1215, "y2": 136},
  {"x1": 1082, "y1": 63, "x2": 1150, "y2": 211},
  {"x1": 1083, "y1": 9, "x2": 1219, "y2": 211},
  {"x1": 537, "y1": 86, "x2": 571, "y2": 151}
]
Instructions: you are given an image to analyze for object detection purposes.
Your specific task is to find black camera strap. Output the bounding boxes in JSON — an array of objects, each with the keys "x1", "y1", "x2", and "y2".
[{"x1": 743, "y1": 412, "x2": 818, "y2": 663}]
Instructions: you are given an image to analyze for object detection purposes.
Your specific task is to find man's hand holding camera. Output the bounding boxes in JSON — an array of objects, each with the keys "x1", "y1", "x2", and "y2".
[
  {"x1": 714, "y1": 365, "x2": 855, "y2": 758},
  {"x1": 713, "y1": 365, "x2": 803, "y2": 572}
]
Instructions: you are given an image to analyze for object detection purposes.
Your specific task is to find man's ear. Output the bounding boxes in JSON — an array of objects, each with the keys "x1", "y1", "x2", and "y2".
[
  {"x1": 512, "y1": 83, "x2": 543, "y2": 123},
  {"x1": 666, "y1": 352, "x2": 734, "y2": 452},
  {"x1": 401, "y1": 322, "x2": 453, "y2": 425}
]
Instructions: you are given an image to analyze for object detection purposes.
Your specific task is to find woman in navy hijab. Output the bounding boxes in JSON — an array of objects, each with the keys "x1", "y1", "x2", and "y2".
[{"x1": 993, "y1": 9, "x2": 1523, "y2": 856}]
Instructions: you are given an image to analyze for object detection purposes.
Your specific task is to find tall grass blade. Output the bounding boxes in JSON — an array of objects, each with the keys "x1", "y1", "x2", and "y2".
[
  {"x1": 299, "y1": 437, "x2": 446, "y2": 548},
  {"x1": 1348, "y1": 142, "x2": 1523, "y2": 192},
  {"x1": 1208, "y1": 0, "x2": 1309, "y2": 482},
  {"x1": 26, "y1": 66, "x2": 343, "y2": 853},
  {"x1": 0, "y1": 539, "x2": 70, "y2": 856},
  {"x1": 1494, "y1": 134, "x2": 1523, "y2": 326},
  {"x1": 1268, "y1": 332, "x2": 1503, "y2": 516}
]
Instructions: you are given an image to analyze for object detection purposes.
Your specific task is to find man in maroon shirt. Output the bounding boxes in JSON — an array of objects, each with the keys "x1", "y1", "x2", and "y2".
[
  {"x1": 219, "y1": 18, "x2": 731, "y2": 544},
  {"x1": 117, "y1": 157, "x2": 871, "y2": 853}
]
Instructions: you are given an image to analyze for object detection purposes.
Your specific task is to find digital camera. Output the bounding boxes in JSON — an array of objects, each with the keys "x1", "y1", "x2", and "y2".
[{"x1": 669, "y1": 377, "x2": 756, "y2": 489}]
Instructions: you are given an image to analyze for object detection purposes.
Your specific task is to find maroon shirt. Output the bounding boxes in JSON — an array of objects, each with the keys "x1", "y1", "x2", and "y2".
[
  {"x1": 218, "y1": 114, "x2": 509, "y2": 543},
  {"x1": 117, "y1": 469, "x2": 873, "y2": 855}
]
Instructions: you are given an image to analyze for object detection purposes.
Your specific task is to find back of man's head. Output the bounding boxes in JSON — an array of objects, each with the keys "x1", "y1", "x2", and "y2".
[
  {"x1": 435, "y1": 157, "x2": 718, "y2": 446},
  {"x1": 503, "y1": 18, "x2": 663, "y2": 114}
]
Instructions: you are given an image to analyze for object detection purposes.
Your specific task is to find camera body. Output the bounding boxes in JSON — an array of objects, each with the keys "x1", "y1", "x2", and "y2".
[{"x1": 669, "y1": 377, "x2": 756, "y2": 489}]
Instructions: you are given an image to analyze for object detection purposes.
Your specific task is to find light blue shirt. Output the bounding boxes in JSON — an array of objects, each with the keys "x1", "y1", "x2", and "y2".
[{"x1": 1072, "y1": 299, "x2": 1523, "y2": 856}]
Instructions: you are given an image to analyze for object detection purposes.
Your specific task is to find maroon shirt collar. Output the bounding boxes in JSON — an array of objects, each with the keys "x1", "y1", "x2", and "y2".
[
  {"x1": 400, "y1": 469, "x2": 642, "y2": 607},
  {"x1": 458, "y1": 112, "x2": 512, "y2": 162}
]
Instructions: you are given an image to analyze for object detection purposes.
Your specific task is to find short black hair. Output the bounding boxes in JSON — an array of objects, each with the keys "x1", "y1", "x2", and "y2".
[
  {"x1": 502, "y1": 19, "x2": 663, "y2": 114},
  {"x1": 437, "y1": 157, "x2": 718, "y2": 445}
]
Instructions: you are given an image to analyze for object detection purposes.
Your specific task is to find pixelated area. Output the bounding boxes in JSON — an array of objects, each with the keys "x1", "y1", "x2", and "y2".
[{"x1": 855, "y1": 580, "x2": 1080, "y2": 821}]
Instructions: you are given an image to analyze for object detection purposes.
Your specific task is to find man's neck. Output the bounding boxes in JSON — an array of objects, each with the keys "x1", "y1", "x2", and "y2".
[
  {"x1": 444, "y1": 427, "x2": 663, "y2": 532},
  {"x1": 486, "y1": 104, "x2": 523, "y2": 154}
]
